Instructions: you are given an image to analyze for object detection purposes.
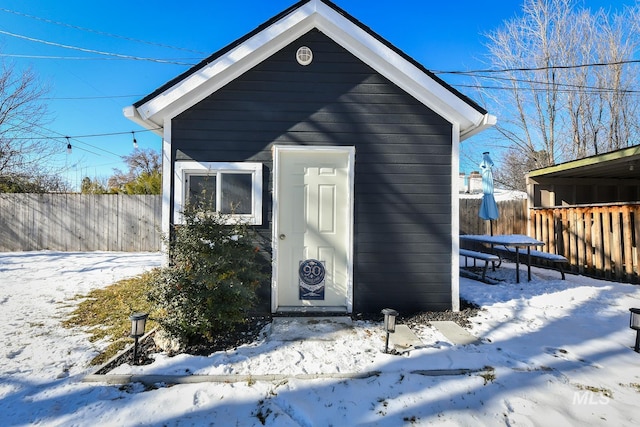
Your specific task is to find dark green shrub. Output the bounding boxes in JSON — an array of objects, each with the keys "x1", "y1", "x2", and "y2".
[{"x1": 148, "y1": 206, "x2": 267, "y2": 346}]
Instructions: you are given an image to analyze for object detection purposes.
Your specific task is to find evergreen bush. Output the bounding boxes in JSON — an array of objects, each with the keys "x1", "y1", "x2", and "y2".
[{"x1": 148, "y1": 205, "x2": 267, "y2": 346}]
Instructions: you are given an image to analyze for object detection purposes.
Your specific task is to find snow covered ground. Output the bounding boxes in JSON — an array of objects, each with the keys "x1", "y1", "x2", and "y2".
[{"x1": 1, "y1": 251, "x2": 640, "y2": 426}]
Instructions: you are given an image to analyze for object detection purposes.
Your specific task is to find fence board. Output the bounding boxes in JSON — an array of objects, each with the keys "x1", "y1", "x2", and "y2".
[
  {"x1": 532, "y1": 203, "x2": 640, "y2": 284},
  {"x1": 585, "y1": 209, "x2": 593, "y2": 274},
  {"x1": 623, "y1": 206, "x2": 634, "y2": 280},
  {"x1": 635, "y1": 206, "x2": 640, "y2": 280},
  {"x1": 459, "y1": 198, "x2": 527, "y2": 236},
  {"x1": 0, "y1": 194, "x2": 161, "y2": 252}
]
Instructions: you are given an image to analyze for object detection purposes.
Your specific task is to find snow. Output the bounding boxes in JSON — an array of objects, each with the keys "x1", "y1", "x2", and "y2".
[
  {"x1": 2, "y1": 251, "x2": 640, "y2": 426},
  {"x1": 460, "y1": 188, "x2": 527, "y2": 202}
]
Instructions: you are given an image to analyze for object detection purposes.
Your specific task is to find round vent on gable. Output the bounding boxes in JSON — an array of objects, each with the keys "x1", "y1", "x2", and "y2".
[{"x1": 296, "y1": 46, "x2": 313, "y2": 66}]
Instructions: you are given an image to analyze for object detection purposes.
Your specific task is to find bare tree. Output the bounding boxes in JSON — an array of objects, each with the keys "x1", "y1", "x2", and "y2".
[
  {"x1": 108, "y1": 148, "x2": 161, "y2": 194},
  {"x1": 0, "y1": 60, "x2": 63, "y2": 191},
  {"x1": 480, "y1": 0, "x2": 640, "y2": 189}
]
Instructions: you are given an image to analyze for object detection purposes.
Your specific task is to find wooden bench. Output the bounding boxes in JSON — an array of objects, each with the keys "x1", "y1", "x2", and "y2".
[
  {"x1": 459, "y1": 249, "x2": 500, "y2": 281},
  {"x1": 493, "y1": 245, "x2": 568, "y2": 280}
]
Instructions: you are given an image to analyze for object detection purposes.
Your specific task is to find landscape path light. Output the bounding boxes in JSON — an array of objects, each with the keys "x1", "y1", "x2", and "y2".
[
  {"x1": 630, "y1": 308, "x2": 640, "y2": 353},
  {"x1": 381, "y1": 308, "x2": 398, "y2": 354},
  {"x1": 129, "y1": 312, "x2": 149, "y2": 365}
]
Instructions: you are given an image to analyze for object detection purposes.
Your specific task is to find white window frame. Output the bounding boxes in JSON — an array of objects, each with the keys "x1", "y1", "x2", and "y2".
[{"x1": 174, "y1": 161, "x2": 263, "y2": 225}]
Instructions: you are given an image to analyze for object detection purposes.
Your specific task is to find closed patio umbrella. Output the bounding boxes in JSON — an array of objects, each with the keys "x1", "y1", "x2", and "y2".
[{"x1": 479, "y1": 151, "x2": 499, "y2": 235}]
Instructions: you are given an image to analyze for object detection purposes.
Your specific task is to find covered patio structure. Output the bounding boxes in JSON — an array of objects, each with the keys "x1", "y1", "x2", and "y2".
[{"x1": 526, "y1": 145, "x2": 640, "y2": 283}]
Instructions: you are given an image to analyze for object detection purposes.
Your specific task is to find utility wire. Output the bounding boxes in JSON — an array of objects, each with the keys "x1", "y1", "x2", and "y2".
[
  {"x1": 0, "y1": 53, "x2": 201, "y2": 61},
  {"x1": 466, "y1": 74, "x2": 640, "y2": 94},
  {"x1": 0, "y1": 7, "x2": 208, "y2": 55},
  {"x1": 452, "y1": 83, "x2": 640, "y2": 95},
  {"x1": 0, "y1": 54, "x2": 131, "y2": 60},
  {"x1": 41, "y1": 94, "x2": 146, "y2": 100},
  {"x1": 433, "y1": 58, "x2": 640, "y2": 75},
  {"x1": 0, "y1": 29, "x2": 198, "y2": 65}
]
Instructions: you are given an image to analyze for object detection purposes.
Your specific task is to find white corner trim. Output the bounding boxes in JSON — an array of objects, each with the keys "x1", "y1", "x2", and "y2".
[
  {"x1": 161, "y1": 121, "x2": 172, "y2": 262},
  {"x1": 451, "y1": 123, "x2": 461, "y2": 312}
]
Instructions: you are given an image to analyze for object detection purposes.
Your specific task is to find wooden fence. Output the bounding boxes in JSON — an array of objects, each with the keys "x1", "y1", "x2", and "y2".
[
  {"x1": 0, "y1": 194, "x2": 162, "y2": 252},
  {"x1": 531, "y1": 203, "x2": 640, "y2": 283},
  {"x1": 460, "y1": 198, "x2": 528, "y2": 236},
  {"x1": 4, "y1": 194, "x2": 637, "y2": 282}
]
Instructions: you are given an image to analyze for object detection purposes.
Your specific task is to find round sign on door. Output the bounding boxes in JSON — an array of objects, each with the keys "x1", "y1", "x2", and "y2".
[{"x1": 299, "y1": 259, "x2": 325, "y2": 300}]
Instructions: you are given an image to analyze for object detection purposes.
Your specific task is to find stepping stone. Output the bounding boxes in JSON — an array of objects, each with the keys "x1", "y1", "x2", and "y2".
[
  {"x1": 389, "y1": 325, "x2": 422, "y2": 353},
  {"x1": 430, "y1": 321, "x2": 480, "y2": 345}
]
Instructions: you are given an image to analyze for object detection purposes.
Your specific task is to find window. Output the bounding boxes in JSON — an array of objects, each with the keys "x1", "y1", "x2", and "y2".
[{"x1": 175, "y1": 161, "x2": 262, "y2": 225}]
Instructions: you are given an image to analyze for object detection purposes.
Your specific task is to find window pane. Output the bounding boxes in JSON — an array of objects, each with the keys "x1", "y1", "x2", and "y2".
[
  {"x1": 188, "y1": 175, "x2": 216, "y2": 210},
  {"x1": 221, "y1": 173, "x2": 252, "y2": 214}
]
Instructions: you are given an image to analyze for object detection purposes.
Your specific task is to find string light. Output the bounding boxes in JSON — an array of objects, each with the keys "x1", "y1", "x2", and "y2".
[
  {"x1": 66, "y1": 136, "x2": 72, "y2": 154},
  {"x1": 132, "y1": 131, "x2": 138, "y2": 149}
]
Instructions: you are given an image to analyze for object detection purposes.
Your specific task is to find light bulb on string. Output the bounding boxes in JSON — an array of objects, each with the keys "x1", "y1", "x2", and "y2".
[
  {"x1": 132, "y1": 131, "x2": 138, "y2": 149},
  {"x1": 66, "y1": 137, "x2": 72, "y2": 154}
]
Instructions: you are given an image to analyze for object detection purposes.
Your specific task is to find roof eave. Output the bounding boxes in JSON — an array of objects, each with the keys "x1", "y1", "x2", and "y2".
[
  {"x1": 123, "y1": 106, "x2": 164, "y2": 135},
  {"x1": 460, "y1": 113, "x2": 497, "y2": 141},
  {"x1": 527, "y1": 145, "x2": 640, "y2": 178},
  {"x1": 124, "y1": 0, "x2": 493, "y2": 138}
]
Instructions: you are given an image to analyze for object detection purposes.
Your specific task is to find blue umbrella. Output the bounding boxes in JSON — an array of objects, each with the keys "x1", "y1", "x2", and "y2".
[{"x1": 478, "y1": 152, "x2": 499, "y2": 234}]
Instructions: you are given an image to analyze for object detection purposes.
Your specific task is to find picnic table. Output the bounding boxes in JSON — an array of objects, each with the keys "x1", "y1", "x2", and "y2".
[{"x1": 459, "y1": 234, "x2": 544, "y2": 283}]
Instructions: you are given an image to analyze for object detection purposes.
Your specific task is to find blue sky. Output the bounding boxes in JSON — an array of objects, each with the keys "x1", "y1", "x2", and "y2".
[{"x1": 0, "y1": 0, "x2": 621, "y2": 188}]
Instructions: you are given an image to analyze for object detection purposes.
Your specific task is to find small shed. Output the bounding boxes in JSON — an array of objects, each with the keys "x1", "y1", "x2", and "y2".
[{"x1": 125, "y1": 0, "x2": 495, "y2": 314}]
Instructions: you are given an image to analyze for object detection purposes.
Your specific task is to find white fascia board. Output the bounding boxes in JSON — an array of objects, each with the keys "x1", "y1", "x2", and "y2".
[
  {"x1": 123, "y1": 105, "x2": 164, "y2": 135},
  {"x1": 134, "y1": 4, "x2": 318, "y2": 124},
  {"x1": 460, "y1": 113, "x2": 497, "y2": 141},
  {"x1": 313, "y1": 2, "x2": 488, "y2": 135}
]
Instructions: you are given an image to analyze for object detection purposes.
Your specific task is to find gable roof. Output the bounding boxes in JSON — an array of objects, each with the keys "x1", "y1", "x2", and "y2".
[{"x1": 124, "y1": 0, "x2": 495, "y2": 140}]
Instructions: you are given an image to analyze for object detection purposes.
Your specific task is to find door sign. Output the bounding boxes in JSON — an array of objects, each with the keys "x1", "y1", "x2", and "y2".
[{"x1": 299, "y1": 259, "x2": 325, "y2": 300}]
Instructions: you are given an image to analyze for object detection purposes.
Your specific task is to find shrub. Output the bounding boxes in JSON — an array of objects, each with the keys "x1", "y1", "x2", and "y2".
[{"x1": 148, "y1": 206, "x2": 267, "y2": 346}]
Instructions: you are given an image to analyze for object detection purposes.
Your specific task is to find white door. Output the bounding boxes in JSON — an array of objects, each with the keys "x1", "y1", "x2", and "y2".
[{"x1": 273, "y1": 146, "x2": 354, "y2": 312}]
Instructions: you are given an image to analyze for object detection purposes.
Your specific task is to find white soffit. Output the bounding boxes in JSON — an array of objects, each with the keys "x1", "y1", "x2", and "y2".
[{"x1": 129, "y1": 0, "x2": 493, "y2": 137}]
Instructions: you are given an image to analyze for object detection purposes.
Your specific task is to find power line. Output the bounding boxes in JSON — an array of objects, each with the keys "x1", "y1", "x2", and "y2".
[
  {"x1": 434, "y1": 58, "x2": 640, "y2": 75},
  {"x1": 41, "y1": 94, "x2": 146, "y2": 100},
  {"x1": 468, "y1": 74, "x2": 640, "y2": 94},
  {"x1": 0, "y1": 29, "x2": 198, "y2": 66},
  {"x1": 0, "y1": 54, "x2": 131, "y2": 60},
  {"x1": 0, "y1": 53, "x2": 201, "y2": 62},
  {"x1": 453, "y1": 83, "x2": 640, "y2": 96},
  {"x1": 0, "y1": 7, "x2": 208, "y2": 55}
]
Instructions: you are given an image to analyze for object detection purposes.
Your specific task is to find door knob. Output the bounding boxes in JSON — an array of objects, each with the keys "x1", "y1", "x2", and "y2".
[{"x1": 279, "y1": 234, "x2": 286, "y2": 240}]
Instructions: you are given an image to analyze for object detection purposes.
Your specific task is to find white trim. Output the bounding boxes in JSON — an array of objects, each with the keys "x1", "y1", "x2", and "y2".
[
  {"x1": 174, "y1": 161, "x2": 263, "y2": 225},
  {"x1": 126, "y1": 0, "x2": 494, "y2": 139},
  {"x1": 272, "y1": 145, "x2": 355, "y2": 313},
  {"x1": 135, "y1": 4, "x2": 317, "y2": 124},
  {"x1": 161, "y1": 121, "x2": 172, "y2": 264},
  {"x1": 451, "y1": 123, "x2": 461, "y2": 312}
]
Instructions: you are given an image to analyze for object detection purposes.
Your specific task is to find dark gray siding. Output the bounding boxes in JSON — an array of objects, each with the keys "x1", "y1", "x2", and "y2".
[{"x1": 171, "y1": 29, "x2": 453, "y2": 313}]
